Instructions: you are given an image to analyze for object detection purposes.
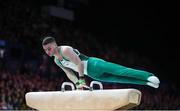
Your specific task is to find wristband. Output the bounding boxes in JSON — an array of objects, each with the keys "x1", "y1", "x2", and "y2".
[{"x1": 75, "y1": 79, "x2": 85, "y2": 86}]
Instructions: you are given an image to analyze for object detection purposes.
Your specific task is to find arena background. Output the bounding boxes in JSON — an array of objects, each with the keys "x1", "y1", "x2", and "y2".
[{"x1": 0, "y1": 0, "x2": 179, "y2": 110}]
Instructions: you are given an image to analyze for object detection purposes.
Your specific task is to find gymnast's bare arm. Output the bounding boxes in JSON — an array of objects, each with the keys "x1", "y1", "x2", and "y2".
[
  {"x1": 60, "y1": 66, "x2": 79, "y2": 84},
  {"x1": 61, "y1": 46, "x2": 84, "y2": 77}
]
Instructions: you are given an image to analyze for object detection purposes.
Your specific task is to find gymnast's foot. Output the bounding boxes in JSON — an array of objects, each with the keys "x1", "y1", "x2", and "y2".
[
  {"x1": 147, "y1": 82, "x2": 159, "y2": 88},
  {"x1": 147, "y1": 76, "x2": 160, "y2": 84},
  {"x1": 147, "y1": 76, "x2": 160, "y2": 88}
]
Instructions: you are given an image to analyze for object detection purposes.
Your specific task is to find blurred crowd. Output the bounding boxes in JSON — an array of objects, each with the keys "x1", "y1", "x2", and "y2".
[
  {"x1": 0, "y1": 0, "x2": 180, "y2": 110},
  {"x1": 1, "y1": 69, "x2": 180, "y2": 110}
]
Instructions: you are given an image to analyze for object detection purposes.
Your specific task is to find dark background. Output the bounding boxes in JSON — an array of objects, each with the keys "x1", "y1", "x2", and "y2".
[{"x1": 76, "y1": 0, "x2": 179, "y2": 84}]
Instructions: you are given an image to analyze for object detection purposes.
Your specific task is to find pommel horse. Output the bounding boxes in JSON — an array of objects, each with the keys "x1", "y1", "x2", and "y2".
[{"x1": 25, "y1": 81, "x2": 141, "y2": 111}]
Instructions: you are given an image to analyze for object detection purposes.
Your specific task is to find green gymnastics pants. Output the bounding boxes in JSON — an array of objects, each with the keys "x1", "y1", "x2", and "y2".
[{"x1": 87, "y1": 57, "x2": 154, "y2": 85}]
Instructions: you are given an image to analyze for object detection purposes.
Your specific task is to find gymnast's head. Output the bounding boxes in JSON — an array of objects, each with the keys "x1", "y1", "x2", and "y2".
[{"x1": 42, "y1": 37, "x2": 58, "y2": 57}]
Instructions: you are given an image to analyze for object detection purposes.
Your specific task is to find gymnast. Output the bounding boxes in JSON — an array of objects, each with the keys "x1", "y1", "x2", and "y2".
[{"x1": 42, "y1": 37, "x2": 160, "y2": 89}]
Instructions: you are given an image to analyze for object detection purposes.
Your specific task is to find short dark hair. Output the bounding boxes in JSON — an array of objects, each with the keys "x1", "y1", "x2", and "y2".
[{"x1": 42, "y1": 37, "x2": 56, "y2": 45}]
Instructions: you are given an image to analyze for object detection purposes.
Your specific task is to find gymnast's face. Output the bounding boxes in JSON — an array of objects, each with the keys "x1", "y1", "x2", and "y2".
[{"x1": 43, "y1": 42, "x2": 57, "y2": 57}]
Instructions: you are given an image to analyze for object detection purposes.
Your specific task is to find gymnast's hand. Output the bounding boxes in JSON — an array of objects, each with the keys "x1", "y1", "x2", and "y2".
[{"x1": 75, "y1": 78, "x2": 89, "y2": 90}]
